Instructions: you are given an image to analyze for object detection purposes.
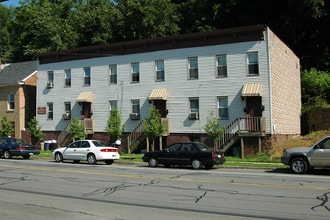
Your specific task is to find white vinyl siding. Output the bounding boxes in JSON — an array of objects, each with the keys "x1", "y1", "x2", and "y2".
[{"x1": 36, "y1": 39, "x2": 272, "y2": 133}]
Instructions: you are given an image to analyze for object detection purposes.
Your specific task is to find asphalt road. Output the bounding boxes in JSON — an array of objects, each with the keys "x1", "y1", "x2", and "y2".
[{"x1": 0, "y1": 159, "x2": 330, "y2": 220}]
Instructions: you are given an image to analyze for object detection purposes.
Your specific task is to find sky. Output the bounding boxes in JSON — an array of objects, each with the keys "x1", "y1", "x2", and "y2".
[{"x1": 1, "y1": 0, "x2": 20, "y2": 7}]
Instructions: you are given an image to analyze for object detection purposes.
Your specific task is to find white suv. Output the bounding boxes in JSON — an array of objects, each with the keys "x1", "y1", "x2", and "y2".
[{"x1": 281, "y1": 136, "x2": 330, "y2": 174}]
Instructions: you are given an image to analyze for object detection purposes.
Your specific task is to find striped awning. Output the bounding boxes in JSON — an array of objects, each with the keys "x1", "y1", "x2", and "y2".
[
  {"x1": 242, "y1": 83, "x2": 262, "y2": 97},
  {"x1": 148, "y1": 88, "x2": 168, "y2": 101},
  {"x1": 77, "y1": 92, "x2": 93, "y2": 103}
]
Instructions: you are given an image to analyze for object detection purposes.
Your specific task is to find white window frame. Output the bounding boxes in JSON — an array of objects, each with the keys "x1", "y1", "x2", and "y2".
[
  {"x1": 216, "y1": 54, "x2": 227, "y2": 78},
  {"x1": 8, "y1": 93, "x2": 15, "y2": 110},
  {"x1": 47, "y1": 102, "x2": 53, "y2": 120},
  {"x1": 131, "y1": 99, "x2": 140, "y2": 114},
  {"x1": 109, "y1": 64, "x2": 117, "y2": 84},
  {"x1": 64, "y1": 69, "x2": 71, "y2": 87},
  {"x1": 131, "y1": 62, "x2": 140, "y2": 83},
  {"x1": 109, "y1": 100, "x2": 118, "y2": 111},
  {"x1": 247, "y1": 52, "x2": 259, "y2": 76},
  {"x1": 189, "y1": 97, "x2": 199, "y2": 113},
  {"x1": 217, "y1": 96, "x2": 228, "y2": 120},
  {"x1": 84, "y1": 67, "x2": 91, "y2": 85},
  {"x1": 155, "y1": 60, "x2": 165, "y2": 81},
  {"x1": 188, "y1": 57, "x2": 198, "y2": 79}
]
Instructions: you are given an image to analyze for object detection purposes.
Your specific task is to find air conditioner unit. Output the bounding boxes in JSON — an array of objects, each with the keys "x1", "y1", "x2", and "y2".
[
  {"x1": 130, "y1": 113, "x2": 140, "y2": 120},
  {"x1": 62, "y1": 113, "x2": 71, "y2": 120},
  {"x1": 47, "y1": 82, "x2": 54, "y2": 88},
  {"x1": 189, "y1": 112, "x2": 199, "y2": 120}
]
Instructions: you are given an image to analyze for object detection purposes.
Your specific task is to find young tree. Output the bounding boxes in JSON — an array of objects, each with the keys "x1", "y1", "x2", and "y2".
[
  {"x1": 27, "y1": 116, "x2": 43, "y2": 145},
  {"x1": 105, "y1": 108, "x2": 125, "y2": 143},
  {"x1": 69, "y1": 118, "x2": 87, "y2": 141},
  {"x1": 0, "y1": 116, "x2": 14, "y2": 137},
  {"x1": 203, "y1": 111, "x2": 224, "y2": 149},
  {"x1": 143, "y1": 105, "x2": 167, "y2": 151}
]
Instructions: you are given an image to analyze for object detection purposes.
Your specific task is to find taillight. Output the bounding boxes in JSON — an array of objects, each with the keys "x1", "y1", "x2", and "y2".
[
  {"x1": 16, "y1": 145, "x2": 26, "y2": 150},
  {"x1": 100, "y1": 148, "x2": 118, "y2": 152},
  {"x1": 212, "y1": 153, "x2": 217, "y2": 158}
]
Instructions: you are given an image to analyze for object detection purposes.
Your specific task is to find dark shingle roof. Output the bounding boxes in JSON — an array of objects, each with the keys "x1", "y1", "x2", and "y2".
[{"x1": 0, "y1": 61, "x2": 37, "y2": 86}]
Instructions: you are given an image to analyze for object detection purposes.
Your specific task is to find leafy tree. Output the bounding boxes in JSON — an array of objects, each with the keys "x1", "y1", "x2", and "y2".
[
  {"x1": 72, "y1": 0, "x2": 117, "y2": 47},
  {"x1": 203, "y1": 111, "x2": 224, "y2": 147},
  {"x1": 69, "y1": 118, "x2": 87, "y2": 141},
  {"x1": 301, "y1": 68, "x2": 330, "y2": 108},
  {"x1": 0, "y1": 5, "x2": 12, "y2": 63},
  {"x1": 143, "y1": 105, "x2": 167, "y2": 151},
  {"x1": 105, "y1": 108, "x2": 125, "y2": 143},
  {"x1": 27, "y1": 116, "x2": 43, "y2": 145},
  {"x1": 114, "y1": 0, "x2": 180, "y2": 41},
  {"x1": 9, "y1": 0, "x2": 77, "y2": 61},
  {"x1": 0, "y1": 116, "x2": 14, "y2": 137}
]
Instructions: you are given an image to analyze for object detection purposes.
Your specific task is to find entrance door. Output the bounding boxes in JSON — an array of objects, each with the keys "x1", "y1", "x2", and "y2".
[
  {"x1": 246, "y1": 97, "x2": 262, "y2": 117},
  {"x1": 245, "y1": 97, "x2": 262, "y2": 131},
  {"x1": 81, "y1": 102, "x2": 92, "y2": 119},
  {"x1": 152, "y1": 100, "x2": 167, "y2": 118}
]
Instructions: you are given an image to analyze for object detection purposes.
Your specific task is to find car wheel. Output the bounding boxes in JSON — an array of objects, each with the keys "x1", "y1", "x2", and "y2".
[
  {"x1": 105, "y1": 160, "x2": 114, "y2": 165},
  {"x1": 148, "y1": 157, "x2": 158, "y2": 167},
  {"x1": 3, "y1": 150, "x2": 12, "y2": 159},
  {"x1": 23, "y1": 155, "x2": 31, "y2": 159},
  {"x1": 192, "y1": 159, "x2": 202, "y2": 169},
  {"x1": 54, "y1": 152, "x2": 63, "y2": 163},
  {"x1": 87, "y1": 154, "x2": 97, "y2": 165},
  {"x1": 290, "y1": 158, "x2": 308, "y2": 174}
]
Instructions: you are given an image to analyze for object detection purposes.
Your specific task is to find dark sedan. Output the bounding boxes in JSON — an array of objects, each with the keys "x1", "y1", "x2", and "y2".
[
  {"x1": 0, "y1": 137, "x2": 40, "y2": 159},
  {"x1": 142, "y1": 142, "x2": 225, "y2": 169}
]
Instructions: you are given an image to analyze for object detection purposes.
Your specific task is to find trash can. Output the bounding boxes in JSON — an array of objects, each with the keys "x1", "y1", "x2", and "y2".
[{"x1": 232, "y1": 147, "x2": 241, "y2": 157}]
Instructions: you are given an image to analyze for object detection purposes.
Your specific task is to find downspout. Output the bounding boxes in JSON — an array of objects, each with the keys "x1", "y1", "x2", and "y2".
[{"x1": 265, "y1": 27, "x2": 274, "y2": 135}]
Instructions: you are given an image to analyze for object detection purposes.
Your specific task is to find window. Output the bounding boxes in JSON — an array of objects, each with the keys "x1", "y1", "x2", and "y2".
[
  {"x1": 84, "y1": 67, "x2": 91, "y2": 85},
  {"x1": 130, "y1": 99, "x2": 140, "y2": 120},
  {"x1": 216, "y1": 55, "x2": 227, "y2": 77},
  {"x1": 64, "y1": 69, "x2": 71, "y2": 87},
  {"x1": 64, "y1": 102, "x2": 71, "y2": 114},
  {"x1": 131, "y1": 62, "x2": 139, "y2": 83},
  {"x1": 8, "y1": 93, "x2": 14, "y2": 110},
  {"x1": 218, "y1": 97, "x2": 228, "y2": 120},
  {"x1": 189, "y1": 97, "x2": 199, "y2": 120},
  {"x1": 63, "y1": 102, "x2": 71, "y2": 120},
  {"x1": 155, "y1": 60, "x2": 165, "y2": 81},
  {"x1": 247, "y1": 52, "x2": 259, "y2": 75},
  {"x1": 109, "y1": 100, "x2": 117, "y2": 111},
  {"x1": 132, "y1": 99, "x2": 140, "y2": 114},
  {"x1": 109, "y1": 64, "x2": 117, "y2": 84},
  {"x1": 47, "y1": 102, "x2": 53, "y2": 120},
  {"x1": 47, "y1": 71, "x2": 54, "y2": 88},
  {"x1": 188, "y1": 57, "x2": 198, "y2": 79}
]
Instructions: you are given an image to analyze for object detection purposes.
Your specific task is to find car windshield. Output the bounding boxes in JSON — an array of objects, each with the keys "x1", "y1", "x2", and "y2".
[
  {"x1": 195, "y1": 143, "x2": 212, "y2": 151},
  {"x1": 92, "y1": 140, "x2": 107, "y2": 147}
]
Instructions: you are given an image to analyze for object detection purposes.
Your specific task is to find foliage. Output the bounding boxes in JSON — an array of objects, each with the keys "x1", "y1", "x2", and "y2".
[
  {"x1": 114, "y1": 0, "x2": 180, "y2": 41},
  {"x1": 0, "y1": 116, "x2": 14, "y2": 137},
  {"x1": 142, "y1": 105, "x2": 167, "y2": 151},
  {"x1": 27, "y1": 116, "x2": 43, "y2": 144},
  {"x1": 203, "y1": 111, "x2": 224, "y2": 143},
  {"x1": 301, "y1": 68, "x2": 330, "y2": 110},
  {"x1": 105, "y1": 108, "x2": 125, "y2": 143},
  {"x1": 69, "y1": 118, "x2": 87, "y2": 141}
]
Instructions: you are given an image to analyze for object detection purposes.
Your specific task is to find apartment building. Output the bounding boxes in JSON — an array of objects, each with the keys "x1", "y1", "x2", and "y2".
[{"x1": 36, "y1": 25, "x2": 301, "y2": 156}]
